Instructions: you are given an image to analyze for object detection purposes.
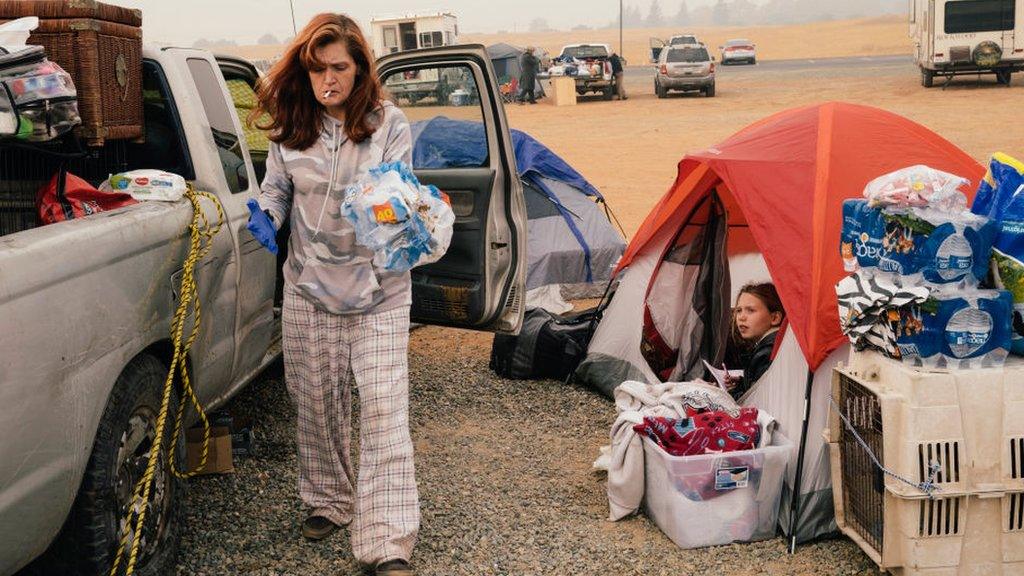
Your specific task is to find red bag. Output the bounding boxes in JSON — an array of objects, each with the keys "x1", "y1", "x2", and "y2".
[{"x1": 36, "y1": 169, "x2": 137, "y2": 225}]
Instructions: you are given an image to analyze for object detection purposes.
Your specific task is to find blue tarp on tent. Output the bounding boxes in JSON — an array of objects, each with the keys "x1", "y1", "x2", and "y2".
[{"x1": 411, "y1": 117, "x2": 612, "y2": 283}]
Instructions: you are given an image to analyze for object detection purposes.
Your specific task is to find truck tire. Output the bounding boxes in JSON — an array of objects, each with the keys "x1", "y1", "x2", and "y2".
[
  {"x1": 996, "y1": 69, "x2": 1013, "y2": 85},
  {"x1": 36, "y1": 354, "x2": 185, "y2": 576},
  {"x1": 921, "y1": 68, "x2": 935, "y2": 88},
  {"x1": 705, "y1": 83, "x2": 716, "y2": 97},
  {"x1": 603, "y1": 85, "x2": 614, "y2": 100},
  {"x1": 656, "y1": 81, "x2": 667, "y2": 99}
]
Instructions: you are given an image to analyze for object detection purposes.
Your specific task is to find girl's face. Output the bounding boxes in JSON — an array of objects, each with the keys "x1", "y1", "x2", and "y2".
[
  {"x1": 309, "y1": 40, "x2": 357, "y2": 115},
  {"x1": 734, "y1": 292, "x2": 782, "y2": 342}
]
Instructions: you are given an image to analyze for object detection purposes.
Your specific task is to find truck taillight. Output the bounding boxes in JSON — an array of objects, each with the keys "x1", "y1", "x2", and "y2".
[
  {"x1": 710, "y1": 63, "x2": 716, "y2": 73},
  {"x1": 660, "y1": 64, "x2": 668, "y2": 74}
]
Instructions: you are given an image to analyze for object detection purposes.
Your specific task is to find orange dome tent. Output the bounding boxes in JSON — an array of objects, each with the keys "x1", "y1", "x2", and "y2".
[{"x1": 577, "y1": 102, "x2": 985, "y2": 544}]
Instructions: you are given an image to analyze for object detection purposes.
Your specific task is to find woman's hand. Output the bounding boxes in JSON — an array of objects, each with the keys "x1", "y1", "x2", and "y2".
[{"x1": 246, "y1": 199, "x2": 279, "y2": 255}]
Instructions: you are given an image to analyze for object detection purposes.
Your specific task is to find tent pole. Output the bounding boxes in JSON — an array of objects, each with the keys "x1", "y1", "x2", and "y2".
[{"x1": 788, "y1": 368, "x2": 815, "y2": 554}]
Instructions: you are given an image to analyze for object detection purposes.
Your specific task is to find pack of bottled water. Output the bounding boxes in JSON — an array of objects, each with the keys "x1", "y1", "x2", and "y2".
[
  {"x1": 341, "y1": 162, "x2": 455, "y2": 272},
  {"x1": 841, "y1": 199, "x2": 997, "y2": 287},
  {"x1": 840, "y1": 165, "x2": 1015, "y2": 369},
  {"x1": 971, "y1": 153, "x2": 1024, "y2": 356},
  {"x1": 894, "y1": 286, "x2": 1013, "y2": 370}
]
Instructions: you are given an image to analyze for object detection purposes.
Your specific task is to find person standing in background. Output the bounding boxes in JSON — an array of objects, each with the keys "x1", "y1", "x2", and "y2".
[
  {"x1": 519, "y1": 46, "x2": 539, "y2": 104},
  {"x1": 609, "y1": 52, "x2": 627, "y2": 100}
]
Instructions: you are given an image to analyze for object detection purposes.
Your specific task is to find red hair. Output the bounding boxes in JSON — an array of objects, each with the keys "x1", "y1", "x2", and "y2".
[{"x1": 252, "y1": 13, "x2": 382, "y2": 150}]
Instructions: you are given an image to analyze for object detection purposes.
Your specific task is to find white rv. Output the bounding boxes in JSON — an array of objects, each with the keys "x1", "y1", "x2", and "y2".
[
  {"x1": 370, "y1": 12, "x2": 459, "y2": 57},
  {"x1": 370, "y1": 13, "x2": 461, "y2": 103},
  {"x1": 910, "y1": 0, "x2": 1024, "y2": 86}
]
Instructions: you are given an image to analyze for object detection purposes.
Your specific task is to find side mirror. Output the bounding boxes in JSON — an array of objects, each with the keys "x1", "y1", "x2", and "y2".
[{"x1": 718, "y1": 45, "x2": 724, "y2": 49}]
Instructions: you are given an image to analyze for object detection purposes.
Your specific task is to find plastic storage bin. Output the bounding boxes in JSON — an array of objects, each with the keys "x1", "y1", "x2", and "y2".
[
  {"x1": 642, "y1": 432, "x2": 793, "y2": 549},
  {"x1": 828, "y1": 350, "x2": 1024, "y2": 575}
]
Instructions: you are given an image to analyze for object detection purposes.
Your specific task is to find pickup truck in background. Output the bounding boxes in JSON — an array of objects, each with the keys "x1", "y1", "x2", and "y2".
[
  {"x1": 554, "y1": 43, "x2": 615, "y2": 100},
  {"x1": 0, "y1": 43, "x2": 525, "y2": 576}
]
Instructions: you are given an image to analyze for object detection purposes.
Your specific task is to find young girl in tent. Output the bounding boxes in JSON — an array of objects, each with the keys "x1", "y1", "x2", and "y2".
[{"x1": 724, "y1": 282, "x2": 786, "y2": 399}]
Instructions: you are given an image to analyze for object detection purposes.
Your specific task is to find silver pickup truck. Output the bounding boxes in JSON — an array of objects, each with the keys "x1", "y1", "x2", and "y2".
[{"x1": 0, "y1": 44, "x2": 525, "y2": 575}]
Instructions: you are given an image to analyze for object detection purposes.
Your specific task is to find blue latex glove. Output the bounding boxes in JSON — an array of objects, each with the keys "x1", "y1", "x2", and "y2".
[{"x1": 246, "y1": 199, "x2": 278, "y2": 255}]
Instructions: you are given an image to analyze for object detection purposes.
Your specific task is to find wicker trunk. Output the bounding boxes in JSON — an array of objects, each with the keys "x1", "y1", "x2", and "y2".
[{"x1": 0, "y1": 0, "x2": 143, "y2": 146}]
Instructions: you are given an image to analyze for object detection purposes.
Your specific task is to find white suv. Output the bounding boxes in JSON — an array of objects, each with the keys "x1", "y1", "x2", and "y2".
[{"x1": 655, "y1": 44, "x2": 716, "y2": 98}]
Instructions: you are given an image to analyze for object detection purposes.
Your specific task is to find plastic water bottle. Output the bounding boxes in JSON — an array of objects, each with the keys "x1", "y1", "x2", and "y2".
[
  {"x1": 934, "y1": 229, "x2": 974, "y2": 282},
  {"x1": 944, "y1": 305, "x2": 994, "y2": 369}
]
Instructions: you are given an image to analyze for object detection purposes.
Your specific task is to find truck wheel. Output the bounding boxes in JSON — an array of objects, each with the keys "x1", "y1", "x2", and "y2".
[
  {"x1": 996, "y1": 69, "x2": 1012, "y2": 85},
  {"x1": 921, "y1": 68, "x2": 935, "y2": 88},
  {"x1": 656, "y1": 81, "x2": 667, "y2": 99},
  {"x1": 603, "y1": 86, "x2": 614, "y2": 100},
  {"x1": 705, "y1": 83, "x2": 716, "y2": 97},
  {"x1": 40, "y1": 354, "x2": 185, "y2": 576}
]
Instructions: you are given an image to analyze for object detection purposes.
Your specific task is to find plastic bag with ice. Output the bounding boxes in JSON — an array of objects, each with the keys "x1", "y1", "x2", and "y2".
[{"x1": 340, "y1": 161, "x2": 455, "y2": 272}]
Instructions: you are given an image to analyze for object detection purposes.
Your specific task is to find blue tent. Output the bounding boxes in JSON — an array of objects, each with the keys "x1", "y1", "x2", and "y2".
[{"x1": 411, "y1": 117, "x2": 625, "y2": 294}]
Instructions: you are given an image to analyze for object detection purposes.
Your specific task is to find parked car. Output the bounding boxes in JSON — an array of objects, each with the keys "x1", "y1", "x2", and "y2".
[
  {"x1": 0, "y1": 43, "x2": 526, "y2": 576},
  {"x1": 650, "y1": 33, "x2": 702, "y2": 62},
  {"x1": 720, "y1": 38, "x2": 757, "y2": 65},
  {"x1": 655, "y1": 44, "x2": 716, "y2": 98}
]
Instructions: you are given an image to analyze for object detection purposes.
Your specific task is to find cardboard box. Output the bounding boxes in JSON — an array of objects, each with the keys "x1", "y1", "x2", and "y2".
[
  {"x1": 185, "y1": 425, "x2": 234, "y2": 475},
  {"x1": 546, "y1": 76, "x2": 576, "y2": 107}
]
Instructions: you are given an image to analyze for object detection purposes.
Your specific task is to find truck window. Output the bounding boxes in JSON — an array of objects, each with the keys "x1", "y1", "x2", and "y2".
[
  {"x1": 187, "y1": 58, "x2": 249, "y2": 194},
  {"x1": 944, "y1": 0, "x2": 1015, "y2": 33},
  {"x1": 670, "y1": 35, "x2": 698, "y2": 46},
  {"x1": 561, "y1": 45, "x2": 609, "y2": 60},
  {"x1": 382, "y1": 64, "x2": 489, "y2": 169},
  {"x1": 667, "y1": 47, "x2": 710, "y2": 62},
  {"x1": 0, "y1": 60, "x2": 191, "y2": 238}
]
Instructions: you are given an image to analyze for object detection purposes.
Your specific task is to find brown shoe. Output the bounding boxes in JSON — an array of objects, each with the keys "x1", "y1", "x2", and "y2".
[
  {"x1": 376, "y1": 559, "x2": 414, "y2": 576},
  {"x1": 301, "y1": 515, "x2": 339, "y2": 540}
]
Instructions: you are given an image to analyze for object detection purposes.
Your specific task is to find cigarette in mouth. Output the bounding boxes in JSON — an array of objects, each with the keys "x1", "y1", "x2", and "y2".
[{"x1": 323, "y1": 90, "x2": 333, "y2": 98}]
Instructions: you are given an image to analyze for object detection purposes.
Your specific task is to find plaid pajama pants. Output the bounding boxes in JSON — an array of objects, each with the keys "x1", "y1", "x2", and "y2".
[{"x1": 282, "y1": 285, "x2": 419, "y2": 565}]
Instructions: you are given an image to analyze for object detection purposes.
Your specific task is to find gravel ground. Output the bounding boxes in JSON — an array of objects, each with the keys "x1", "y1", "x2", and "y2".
[{"x1": 175, "y1": 326, "x2": 882, "y2": 576}]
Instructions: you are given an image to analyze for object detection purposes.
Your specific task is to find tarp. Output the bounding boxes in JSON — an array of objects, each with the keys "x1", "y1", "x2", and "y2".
[
  {"x1": 411, "y1": 117, "x2": 624, "y2": 293},
  {"x1": 576, "y1": 101, "x2": 985, "y2": 543}
]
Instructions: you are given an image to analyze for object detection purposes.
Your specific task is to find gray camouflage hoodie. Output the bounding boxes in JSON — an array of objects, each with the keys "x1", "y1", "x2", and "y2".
[{"x1": 258, "y1": 100, "x2": 413, "y2": 315}]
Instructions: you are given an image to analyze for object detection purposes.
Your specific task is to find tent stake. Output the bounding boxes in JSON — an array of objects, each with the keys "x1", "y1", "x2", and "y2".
[{"x1": 788, "y1": 368, "x2": 815, "y2": 554}]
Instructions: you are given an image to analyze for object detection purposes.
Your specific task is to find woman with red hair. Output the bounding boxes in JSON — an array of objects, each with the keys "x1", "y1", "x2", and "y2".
[{"x1": 251, "y1": 13, "x2": 417, "y2": 576}]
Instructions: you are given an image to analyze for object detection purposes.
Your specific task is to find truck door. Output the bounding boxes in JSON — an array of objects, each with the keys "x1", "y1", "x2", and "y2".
[
  {"x1": 650, "y1": 37, "x2": 666, "y2": 63},
  {"x1": 377, "y1": 45, "x2": 527, "y2": 333},
  {"x1": 179, "y1": 51, "x2": 275, "y2": 398}
]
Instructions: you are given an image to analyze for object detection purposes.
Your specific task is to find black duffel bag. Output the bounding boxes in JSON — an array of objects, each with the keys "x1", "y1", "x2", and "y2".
[{"x1": 490, "y1": 307, "x2": 600, "y2": 381}]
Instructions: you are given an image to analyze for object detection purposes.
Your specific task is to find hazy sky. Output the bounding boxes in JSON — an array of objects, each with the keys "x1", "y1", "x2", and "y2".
[{"x1": 107, "y1": 0, "x2": 730, "y2": 44}]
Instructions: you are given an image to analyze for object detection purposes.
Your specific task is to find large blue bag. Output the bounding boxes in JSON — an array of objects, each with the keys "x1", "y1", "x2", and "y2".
[{"x1": 971, "y1": 153, "x2": 1024, "y2": 355}]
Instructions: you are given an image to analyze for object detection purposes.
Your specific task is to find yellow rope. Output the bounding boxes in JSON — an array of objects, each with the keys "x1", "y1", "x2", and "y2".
[{"x1": 109, "y1": 184, "x2": 225, "y2": 576}]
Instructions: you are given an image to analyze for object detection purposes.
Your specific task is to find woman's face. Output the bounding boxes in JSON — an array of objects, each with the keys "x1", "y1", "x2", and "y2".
[
  {"x1": 734, "y1": 292, "x2": 781, "y2": 342},
  {"x1": 309, "y1": 40, "x2": 358, "y2": 114}
]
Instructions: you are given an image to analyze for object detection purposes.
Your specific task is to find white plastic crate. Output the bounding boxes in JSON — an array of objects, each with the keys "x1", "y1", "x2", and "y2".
[
  {"x1": 828, "y1": 350, "x2": 1024, "y2": 575},
  {"x1": 642, "y1": 432, "x2": 792, "y2": 549}
]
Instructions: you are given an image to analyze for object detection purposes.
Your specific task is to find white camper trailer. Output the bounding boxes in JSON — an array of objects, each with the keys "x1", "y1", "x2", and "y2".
[
  {"x1": 370, "y1": 12, "x2": 459, "y2": 57},
  {"x1": 910, "y1": 0, "x2": 1024, "y2": 86},
  {"x1": 371, "y1": 13, "x2": 461, "y2": 103}
]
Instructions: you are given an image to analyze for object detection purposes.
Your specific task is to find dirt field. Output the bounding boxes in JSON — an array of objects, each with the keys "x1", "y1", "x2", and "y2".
[
  {"x1": 504, "y1": 64, "x2": 1024, "y2": 238},
  {"x1": 462, "y1": 16, "x2": 912, "y2": 66},
  {"x1": 223, "y1": 16, "x2": 912, "y2": 67}
]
